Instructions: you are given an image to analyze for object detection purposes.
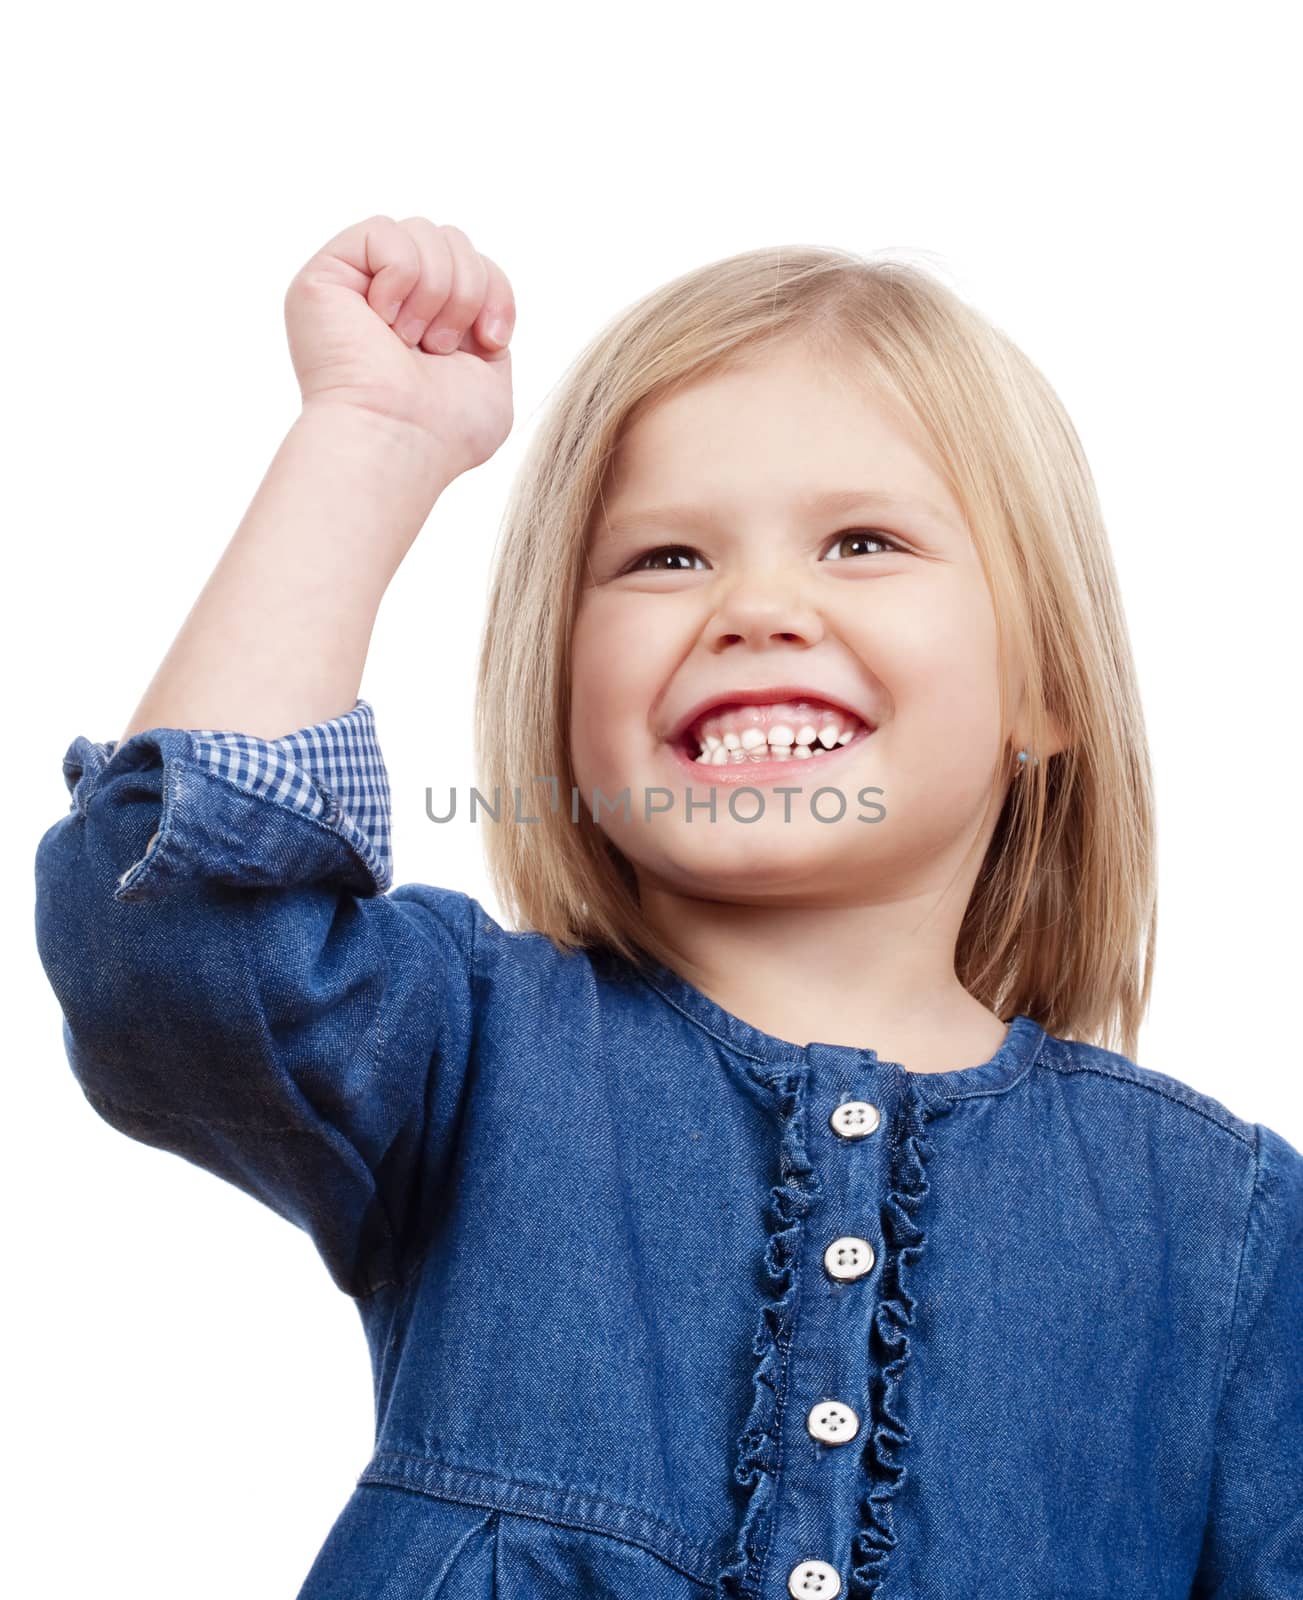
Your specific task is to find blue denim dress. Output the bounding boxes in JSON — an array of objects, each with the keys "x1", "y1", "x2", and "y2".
[{"x1": 34, "y1": 701, "x2": 1303, "y2": 1598}]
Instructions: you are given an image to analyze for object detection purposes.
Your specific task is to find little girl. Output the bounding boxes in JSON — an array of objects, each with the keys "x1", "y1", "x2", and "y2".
[{"x1": 36, "y1": 216, "x2": 1301, "y2": 1599}]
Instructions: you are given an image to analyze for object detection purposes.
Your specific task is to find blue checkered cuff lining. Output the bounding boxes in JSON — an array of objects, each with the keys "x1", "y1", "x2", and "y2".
[
  {"x1": 74, "y1": 698, "x2": 394, "y2": 893},
  {"x1": 184, "y1": 699, "x2": 392, "y2": 891}
]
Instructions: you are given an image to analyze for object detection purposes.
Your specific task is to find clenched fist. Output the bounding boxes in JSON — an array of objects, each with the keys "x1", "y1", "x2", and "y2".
[{"x1": 284, "y1": 215, "x2": 515, "y2": 481}]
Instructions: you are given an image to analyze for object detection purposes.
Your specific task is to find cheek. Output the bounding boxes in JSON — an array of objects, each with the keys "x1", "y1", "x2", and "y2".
[
  {"x1": 569, "y1": 604, "x2": 653, "y2": 780},
  {"x1": 876, "y1": 590, "x2": 1002, "y2": 725}
]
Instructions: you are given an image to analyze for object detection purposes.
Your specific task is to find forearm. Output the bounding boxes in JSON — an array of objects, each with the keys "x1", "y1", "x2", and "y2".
[{"x1": 119, "y1": 402, "x2": 458, "y2": 742}]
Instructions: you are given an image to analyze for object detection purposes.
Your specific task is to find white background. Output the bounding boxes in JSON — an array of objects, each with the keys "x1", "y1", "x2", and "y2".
[{"x1": 6, "y1": 1, "x2": 1300, "y2": 1593}]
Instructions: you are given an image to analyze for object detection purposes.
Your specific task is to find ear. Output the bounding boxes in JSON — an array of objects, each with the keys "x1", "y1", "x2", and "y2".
[
  {"x1": 1010, "y1": 711, "x2": 1070, "y2": 763},
  {"x1": 1005, "y1": 650, "x2": 1071, "y2": 763}
]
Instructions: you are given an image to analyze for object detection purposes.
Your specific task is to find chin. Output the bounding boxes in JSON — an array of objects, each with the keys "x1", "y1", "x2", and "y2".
[{"x1": 639, "y1": 829, "x2": 849, "y2": 893}]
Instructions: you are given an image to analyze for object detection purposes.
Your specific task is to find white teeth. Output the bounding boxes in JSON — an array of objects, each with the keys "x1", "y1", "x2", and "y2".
[
  {"x1": 684, "y1": 699, "x2": 871, "y2": 762},
  {"x1": 691, "y1": 733, "x2": 860, "y2": 763}
]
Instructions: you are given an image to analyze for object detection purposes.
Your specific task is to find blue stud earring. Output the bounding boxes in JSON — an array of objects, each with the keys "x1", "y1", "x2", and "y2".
[{"x1": 1015, "y1": 748, "x2": 1040, "y2": 770}]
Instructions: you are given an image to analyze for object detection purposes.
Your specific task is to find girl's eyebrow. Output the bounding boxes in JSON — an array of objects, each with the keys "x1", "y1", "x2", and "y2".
[{"x1": 602, "y1": 486, "x2": 953, "y2": 536}]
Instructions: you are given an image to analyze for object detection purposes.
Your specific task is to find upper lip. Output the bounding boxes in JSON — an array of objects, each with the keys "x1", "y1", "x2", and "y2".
[{"x1": 666, "y1": 685, "x2": 877, "y2": 745}]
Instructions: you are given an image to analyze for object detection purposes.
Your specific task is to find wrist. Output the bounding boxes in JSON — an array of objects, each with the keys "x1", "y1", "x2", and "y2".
[{"x1": 295, "y1": 399, "x2": 463, "y2": 498}]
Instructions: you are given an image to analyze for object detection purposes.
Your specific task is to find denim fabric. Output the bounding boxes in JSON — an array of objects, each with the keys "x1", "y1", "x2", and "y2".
[
  {"x1": 102, "y1": 697, "x2": 392, "y2": 892},
  {"x1": 34, "y1": 703, "x2": 1303, "y2": 1599}
]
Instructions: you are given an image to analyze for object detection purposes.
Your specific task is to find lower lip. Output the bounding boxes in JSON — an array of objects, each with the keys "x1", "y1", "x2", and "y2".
[{"x1": 668, "y1": 728, "x2": 875, "y2": 785}]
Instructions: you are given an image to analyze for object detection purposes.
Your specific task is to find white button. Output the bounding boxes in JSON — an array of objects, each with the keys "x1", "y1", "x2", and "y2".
[
  {"x1": 823, "y1": 1235, "x2": 876, "y2": 1280},
  {"x1": 788, "y1": 1558, "x2": 842, "y2": 1597},
  {"x1": 829, "y1": 1099, "x2": 880, "y2": 1138},
  {"x1": 806, "y1": 1398, "x2": 860, "y2": 1443}
]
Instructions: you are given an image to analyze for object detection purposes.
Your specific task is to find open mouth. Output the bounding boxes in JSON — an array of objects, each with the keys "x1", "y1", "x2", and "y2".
[{"x1": 673, "y1": 697, "x2": 875, "y2": 768}]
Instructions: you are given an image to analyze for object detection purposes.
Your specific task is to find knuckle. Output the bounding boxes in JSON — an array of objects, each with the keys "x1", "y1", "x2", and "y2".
[
  {"x1": 409, "y1": 275, "x2": 448, "y2": 315},
  {"x1": 447, "y1": 285, "x2": 483, "y2": 323},
  {"x1": 451, "y1": 266, "x2": 490, "y2": 325}
]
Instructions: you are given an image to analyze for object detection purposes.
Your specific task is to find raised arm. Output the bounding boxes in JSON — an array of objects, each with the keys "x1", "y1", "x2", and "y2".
[
  {"x1": 119, "y1": 403, "x2": 455, "y2": 742},
  {"x1": 120, "y1": 213, "x2": 515, "y2": 741},
  {"x1": 36, "y1": 216, "x2": 515, "y2": 1299}
]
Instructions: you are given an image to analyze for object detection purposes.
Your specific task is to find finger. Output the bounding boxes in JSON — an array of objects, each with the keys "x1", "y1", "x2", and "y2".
[
  {"x1": 298, "y1": 215, "x2": 420, "y2": 327},
  {"x1": 390, "y1": 217, "x2": 456, "y2": 347},
  {"x1": 356, "y1": 216, "x2": 421, "y2": 327},
  {"x1": 419, "y1": 225, "x2": 487, "y2": 355},
  {"x1": 471, "y1": 254, "x2": 516, "y2": 351}
]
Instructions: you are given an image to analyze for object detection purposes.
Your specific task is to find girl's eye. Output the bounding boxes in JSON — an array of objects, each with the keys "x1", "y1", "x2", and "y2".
[
  {"x1": 619, "y1": 528, "x2": 904, "y2": 575},
  {"x1": 821, "y1": 528, "x2": 904, "y2": 561},
  {"x1": 623, "y1": 544, "x2": 707, "y2": 573}
]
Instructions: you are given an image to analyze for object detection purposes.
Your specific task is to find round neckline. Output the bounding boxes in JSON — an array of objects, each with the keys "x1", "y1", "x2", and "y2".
[{"x1": 630, "y1": 953, "x2": 1047, "y2": 1100}]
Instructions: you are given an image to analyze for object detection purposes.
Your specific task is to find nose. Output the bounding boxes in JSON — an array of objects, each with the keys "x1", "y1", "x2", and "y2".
[{"x1": 701, "y1": 569, "x2": 826, "y2": 651}]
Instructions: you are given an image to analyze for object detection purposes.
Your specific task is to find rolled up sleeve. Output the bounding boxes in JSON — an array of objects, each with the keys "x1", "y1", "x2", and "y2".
[{"x1": 35, "y1": 699, "x2": 478, "y2": 1300}]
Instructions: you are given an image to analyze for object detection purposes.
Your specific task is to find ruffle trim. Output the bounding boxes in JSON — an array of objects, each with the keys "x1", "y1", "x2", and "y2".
[
  {"x1": 848, "y1": 1075, "x2": 937, "y2": 1598},
  {"x1": 718, "y1": 1062, "x2": 821, "y2": 1599}
]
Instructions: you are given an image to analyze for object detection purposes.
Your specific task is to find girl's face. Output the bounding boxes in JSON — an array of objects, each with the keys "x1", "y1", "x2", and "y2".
[{"x1": 570, "y1": 338, "x2": 1022, "y2": 909}]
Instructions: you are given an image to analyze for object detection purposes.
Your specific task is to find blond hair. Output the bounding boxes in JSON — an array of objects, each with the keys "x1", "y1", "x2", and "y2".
[{"x1": 474, "y1": 246, "x2": 1156, "y2": 1057}]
